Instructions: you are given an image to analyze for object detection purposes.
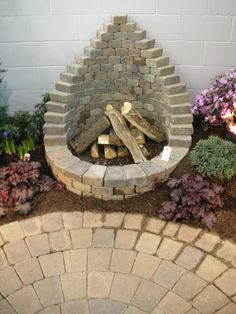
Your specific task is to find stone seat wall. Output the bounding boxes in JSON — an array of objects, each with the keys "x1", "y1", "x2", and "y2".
[{"x1": 43, "y1": 14, "x2": 193, "y2": 200}]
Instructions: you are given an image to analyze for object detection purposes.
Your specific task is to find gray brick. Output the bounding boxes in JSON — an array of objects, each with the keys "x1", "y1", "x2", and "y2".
[
  {"x1": 112, "y1": 15, "x2": 128, "y2": 25},
  {"x1": 84, "y1": 46, "x2": 102, "y2": 57},
  {"x1": 83, "y1": 164, "x2": 106, "y2": 186},
  {"x1": 91, "y1": 39, "x2": 108, "y2": 49},
  {"x1": 128, "y1": 30, "x2": 146, "y2": 40},
  {"x1": 141, "y1": 48, "x2": 163, "y2": 58},
  {"x1": 34, "y1": 277, "x2": 63, "y2": 307},
  {"x1": 89, "y1": 299, "x2": 127, "y2": 314},
  {"x1": 103, "y1": 23, "x2": 119, "y2": 33},
  {"x1": 124, "y1": 164, "x2": 147, "y2": 186},
  {"x1": 50, "y1": 90, "x2": 76, "y2": 103},
  {"x1": 120, "y1": 22, "x2": 136, "y2": 32},
  {"x1": 97, "y1": 30, "x2": 113, "y2": 41},
  {"x1": 135, "y1": 39, "x2": 155, "y2": 49},
  {"x1": 8, "y1": 286, "x2": 42, "y2": 314}
]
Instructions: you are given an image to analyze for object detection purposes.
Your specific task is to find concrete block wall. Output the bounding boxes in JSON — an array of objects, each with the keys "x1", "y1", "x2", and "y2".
[{"x1": 0, "y1": 0, "x2": 235, "y2": 112}]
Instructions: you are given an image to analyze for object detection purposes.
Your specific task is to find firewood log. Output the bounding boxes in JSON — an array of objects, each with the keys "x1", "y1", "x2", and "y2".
[
  {"x1": 121, "y1": 102, "x2": 166, "y2": 142},
  {"x1": 71, "y1": 116, "x2": 110, "y2": 155},
  {"x1": 91, "y1": 142, "x2": 99, "y2": 158},
  {"x1": 105, "y1": 104, "x2": 146, "y2": 163},
  {"x1": 104, "y1": 145, "x2": 117, "y2": 159}
]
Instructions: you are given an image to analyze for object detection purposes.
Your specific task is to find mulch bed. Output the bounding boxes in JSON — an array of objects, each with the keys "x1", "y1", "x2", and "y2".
[{"x1": 0, "y1": 121, "x2": 235, "y2": 242}]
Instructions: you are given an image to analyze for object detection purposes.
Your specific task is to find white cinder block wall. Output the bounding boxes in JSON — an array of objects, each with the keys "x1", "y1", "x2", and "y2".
[{"x1": 0, "y1": 0, "x2": 235, "y2": 112}]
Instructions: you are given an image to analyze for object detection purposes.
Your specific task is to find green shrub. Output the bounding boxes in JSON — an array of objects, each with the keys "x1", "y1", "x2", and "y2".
[{"x1": 190, "y1": 136, "x2": 236, "y2": 181}]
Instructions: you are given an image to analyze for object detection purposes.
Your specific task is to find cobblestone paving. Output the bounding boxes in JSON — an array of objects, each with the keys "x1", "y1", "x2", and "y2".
[{"x1": 0, "y1": 211, "x2": 235, "y2": 314}]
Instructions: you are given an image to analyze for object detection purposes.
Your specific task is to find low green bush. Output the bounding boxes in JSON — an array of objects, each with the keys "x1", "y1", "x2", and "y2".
[{"x1": 190, "y1": 136, "x2": 236, "y2": 181}]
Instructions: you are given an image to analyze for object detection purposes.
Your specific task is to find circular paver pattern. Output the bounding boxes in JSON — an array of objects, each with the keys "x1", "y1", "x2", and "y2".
[{"x1": 0, "y1": 211, "x2": 235, "y2": 314}]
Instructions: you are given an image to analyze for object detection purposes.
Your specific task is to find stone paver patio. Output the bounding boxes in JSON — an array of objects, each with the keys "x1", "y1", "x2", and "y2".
[{"x1": 0, "y1": 211, "x2": 235, "y2": 314}]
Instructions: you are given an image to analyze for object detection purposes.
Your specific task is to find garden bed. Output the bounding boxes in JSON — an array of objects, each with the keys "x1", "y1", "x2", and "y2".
[{"x1": 0, "y1": 121, "x2": 235, "y2": 242}]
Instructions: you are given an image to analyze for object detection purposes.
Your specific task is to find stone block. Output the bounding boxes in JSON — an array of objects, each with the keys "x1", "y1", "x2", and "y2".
[
  {"x1": 46, "y1": 100, "x2": 71, "y2": 113},
  {"x1": 55, "y1": 81, "x2": 79, "y2": 93},
  {"x1": 93, "y1": 229, "x2": 114, "y2": 248},
  {"x1": 91, "y1": 39, "x2": 108, "y2": 49},
  {"x1": 145, "y1": 218, "x2": 166, "y2": 234},
  {"x1": 133, "y1": 56, "x2": 146, "y2": 66},
  {"x1": 82, "y1": 164, "x2": 106, "y2": 186},
  {"x1": 135, "y1": 232, "x2": 161, "y2": 255},
  {"x1": 104, "y1": 212, "x2": 125, "y2": 228},
  {"x1": 168, "y1": 113, "x2": 193, "y2": 124},
  {"x1": 25, "y1": 233, "x2": 50, "y2": 257},
  {"x1": 193, "y1": 285, "x2": 229, "y2": 314},
  {"x1": 127, "y1": 79, "x2": 139, "y2": 87},
  {"x1": 153, "y1": 65, "x2": 175, "y2": 77},
  {"x1": 132, "y1": 253, "x2": 161, "y2": 279},
  {"x1": 60, "y1": 72, "x2": 81, "y2": 84},
  {"x1": 124, "y1": 164, "x2": 147, "y2": 186},
  {"x1": 110, "y1": 273, "x2": 140, "y2": 303},
  {"x1": 104, "y1": 166, "x2": 127, "y2": 187},
  {"x1": 115, "y1": 230, "x2": 138, "y2": 250},
  {"x1": 109, "y1": 39, "x2": 122, "y2": 48},
  {"x1": 14, "y1": 258, "x2": 43, "y2": 285},
  {"x1": 120, "y1": 22, "x2": 136, "y2": 32},
  {"x1": 70, "y1": 228, "x2": 92, "y2": 248},
  {"x1": 195, "y1": 232, "x2": 220, "y2": 252},
  {"x1": 88, "y1": 272, "x2": 114, "y2": 298},
  {"x1": 95, "y1": 56, "x2": 108, "y2": 64},
  {"x1": 124, "y1": 213, "x2": 144, "y2": 230},
  {"x1": 135, "y1": 39, "x2": 155, "y2": 49},
  {"x1": 141, "y1": 47, "x2": 163, "y2": 58},
  {"x1": 215, "y1": 303, "x2": 236, "y2": 314},
  {"x1": 63, "y1": 249, "x2": 87, "y2": 272},
  {"x1": 102, "y1": 194, "x2": 124, "y2": 201},
  {"x1": 128, "y1": 30, "x2": 146, "y2": 40},
  {"x1": 103, "y1": 48, "x2": 116, "y2": 56},
  {"x1": 177, "y1": 225, "x2": 201, "y2": 243},
  {"x1": 8, "y1": 286, "x2": 42, "y2": 314},
  {"x1": 0, "y1": 266, "x2": 22, "y2": 297},
  {"x1": 111, "y1": 249, "x2": 136, "y2": 273},
  {"x1": 167, "y1": 103, "x2": 191, "y2": 115},
  {"x1": 77, "y1": 55, "x2": 96, "y2": 66},
  {"x1": 84, "y1": 46, "x2": 102, "y2": 57},
  {"x1": 50, "y1": 90, "x2": 76, "y2": 103},
  {"x1": 153, "y1": 291, "x2": 191, "y2": 314},
  {"x1": 157, "y1": 238, "x2": 184, "y2": 260},
  {"x1": 0, "y1": 248, "x2": 8, "y2": 269},
  {"x1": 39, "y1": 252, "x2": 65, "y2": 277},
  {"x1": 216, "y1": 240, "x2": 236, "y2": 262},
  {"x1": 61, "y1": 300, "x2": 89, "y2": 314},
  {"x1": 97, "y1": 30, "x2": 113, "y2": 41},
  {"x1": 114, "y1": 186, "x2": 135, "y2": 195},
  {"x1": 173, "y1": 272, "x2": 207, "y2": 301},
  {"x1": 132, "y1": 280, "x2": 167, "y2": 312},
  {"x1": 41, "y1": 212, "x2": 63, "y2": 232},
  {"x1": 92, "y1": 186, "x2": 113, "y2": 195},
  {"x1": 89, "y1": 299, "x2": 127, "y2": 314},
  {"x1": 62, "y1": 211, "x2": 83, "y2": 230},
  {"x1": 146, "y1": 56, "x2": 170, "y2": 68},
  {"x1": 49, "y1": 230, "x2": 72, "y2": 252},
  {"x1": 162, "y1": 221, "x2": 180, "y2": 237},
  {"x1": 114, "y1": 32, "x2": 128, "y2": 40},
  {"x1": 0, "y1": 222, "x2": 24, "y2": 243},
  {"x1": 0, "y1": 300, "x2": 16, "y2": 314},
  {"x1": 197, "y1": 255, "x2": 228, "y2": 282},
  {"x1": 61, "y1": 272, "x2": 86, "y2": 300},
  {"x1": 34, "y1": 277, "x2": 63, "y2": 307},
  {"x1": 88, "y1": 248, "x2": 112, "y2": 271},
  {"x1": 215, "y1": 268, "x2": 236, "y2": 296},
  {"x1": 153, "y1": 260, "x2": 185, "y2": 289},
  {"x1": 103, "y1": 23, "x2": 119, "y2": 33},
  {"x1": 4, "y1": 240, "x2": 31, "y2": 265},
  {"x1": 65, "y1": 159, "x2": 92, "y2": 182},
  {"x1": 175, "y1": 246, "x2": 204, "y2": 270},
  {"x1": 139, "y1": 161, "x2": 163, "y2": 182},
  {"x1": 83, "y1": 211, "x2": 103, "y2": 228},
  {"x1": 112, "y1": 15, "x2": 128, "y2": 25}
]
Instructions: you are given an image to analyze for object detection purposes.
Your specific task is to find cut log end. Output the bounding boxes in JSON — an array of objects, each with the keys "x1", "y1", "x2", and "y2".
[
  {"x1": 91, "y1": 142, "x2": 99, "y2": 158},
  {"x1": 104, "y1": 145, "x2": 117, "y2": 159}
]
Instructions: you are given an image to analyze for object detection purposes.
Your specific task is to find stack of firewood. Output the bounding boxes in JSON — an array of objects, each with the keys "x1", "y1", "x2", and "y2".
[{"x1": 71, "y1": 102, "x2": 166, "y2": 164}]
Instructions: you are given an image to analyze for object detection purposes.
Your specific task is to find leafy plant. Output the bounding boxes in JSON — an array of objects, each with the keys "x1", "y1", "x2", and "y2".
[
  {"x1": 0, "y1": 161, "x2": 64, "y2": 216},
  {"x1": 159, "y1": 174, "x2": 224, "y2": 228},
  {"x1": 191, "y1": 68, "x2": 236, "y2": 129},
  {"x1": 17, "y1": 137, "x2": 35, "y2": 160},
  {"x1": 190, "y1": 136, "x2": 236, "y2": 181}
]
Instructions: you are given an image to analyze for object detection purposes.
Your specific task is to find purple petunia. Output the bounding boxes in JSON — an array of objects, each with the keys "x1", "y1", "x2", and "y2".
[
  {"x1": 191, "y1": 69, "x2": 236, "y2": 127},
  {"x1": 2, "y1": 131, "x2": 8, "y2": 139}
]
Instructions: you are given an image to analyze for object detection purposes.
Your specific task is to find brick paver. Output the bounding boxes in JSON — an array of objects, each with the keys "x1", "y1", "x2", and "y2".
[{"x1": 0, "y1": 210, "x2": 235, "y2": 314}]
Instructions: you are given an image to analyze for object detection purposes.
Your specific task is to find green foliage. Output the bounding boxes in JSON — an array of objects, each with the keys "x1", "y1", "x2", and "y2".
[
  {"x1": 17, "y1": 137, "x2": 35, "y2": 160},
  {"x1": 190, "y1": 136, "x2": 236, "y2": 181},
  {"x1": 0, "y1": 105, "x2": 9, "y2": 127}
]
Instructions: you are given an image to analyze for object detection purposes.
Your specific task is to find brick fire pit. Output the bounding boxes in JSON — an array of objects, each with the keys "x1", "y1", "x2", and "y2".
[{"x1": 43, "y1": 14, "x2": 193, "y2": 200}]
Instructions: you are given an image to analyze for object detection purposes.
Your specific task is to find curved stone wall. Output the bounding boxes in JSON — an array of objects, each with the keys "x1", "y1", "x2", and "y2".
[{"x1": 43, "y1": 14, "x2": 193, "y2": 200}]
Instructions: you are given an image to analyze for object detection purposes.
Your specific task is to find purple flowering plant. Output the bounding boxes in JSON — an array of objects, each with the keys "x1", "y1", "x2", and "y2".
[{"x1": 191, "y1": 68, "x2": 236, "y2": 132}]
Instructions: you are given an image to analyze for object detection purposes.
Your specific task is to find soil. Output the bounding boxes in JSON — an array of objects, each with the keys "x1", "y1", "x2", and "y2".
[{"x1": 0, "y1": 121, "x2": 236, "y2": 242}]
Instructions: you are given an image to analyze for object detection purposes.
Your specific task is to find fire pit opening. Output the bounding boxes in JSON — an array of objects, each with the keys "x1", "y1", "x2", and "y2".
[{"x1": 43, "y1": 14, "x2": 193, "y2": 200}]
